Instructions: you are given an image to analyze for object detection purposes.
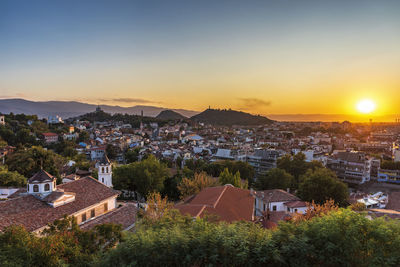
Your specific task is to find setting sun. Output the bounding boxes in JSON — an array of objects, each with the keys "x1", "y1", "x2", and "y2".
[{"x1": 356, "y1": 99, "x2": 376, "y2": 114}]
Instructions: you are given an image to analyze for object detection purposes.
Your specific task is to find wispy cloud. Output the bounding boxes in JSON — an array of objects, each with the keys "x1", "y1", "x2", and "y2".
[
  {"x1": 238, "y1": 98, "x2": 271, "y2": 110},
  {"x1": 98, "y1": 98, "x2": 163, "y2": 104}
]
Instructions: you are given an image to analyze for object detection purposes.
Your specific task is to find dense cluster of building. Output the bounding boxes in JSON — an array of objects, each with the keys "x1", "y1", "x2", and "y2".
[{"x1": 2, "y1": 108, "x2": 400, "y2": 231}]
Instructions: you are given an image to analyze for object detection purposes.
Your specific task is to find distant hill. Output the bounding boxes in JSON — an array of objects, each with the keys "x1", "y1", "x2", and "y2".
[
  {"x1": 190, "y1": 108, "x2": 273, "y2": 126},
  {"x1": 156, "y1": 110, "x2": 187, "y2": 120},
  {"x1": 0, "y1": 99, "x2": 199, "y2": 119}
]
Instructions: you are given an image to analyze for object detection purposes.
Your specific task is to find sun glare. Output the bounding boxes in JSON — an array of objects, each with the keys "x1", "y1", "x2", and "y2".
[{"x1": 356, "y1": 99, "x2": 376, "y2": 114}]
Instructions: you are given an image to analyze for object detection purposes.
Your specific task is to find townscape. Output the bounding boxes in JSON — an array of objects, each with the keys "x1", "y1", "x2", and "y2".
[
  {"x1": 2, "y1": 0, "x2": 400, "y2": 266},
  {"x1": 2, "y1": 106, "x2": 400, "y2": 265}
]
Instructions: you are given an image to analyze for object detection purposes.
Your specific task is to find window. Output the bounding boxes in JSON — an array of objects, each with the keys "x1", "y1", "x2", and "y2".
[
  {"x1": 81, "y1": 213, "x2": 87, "y2": 222},
  {"x1": 90, "y1": 209, "x2": 95, "y2": 218},
  {"x1": 33, "y1": 185, "x2": 39, "y2": 192},
  {"x1": 295, "y1": 209, "x2": 298, "y2": 213},
  {"x1": 263, "y1": 203, "x2": 266, "y2": 211},
  {"x1": 102, "y1": 178, "x2": 104, "y2": 183},
  {"x1": 287, "y1": 207, "x2": 290, "y2": 212},
  {"x1": 44, "y1": 183, "x2": 50, "y2": 191},
  {"x1": 104, "y1": 203, "x2": 108, "y2": 212},
  {"x1": 102, "y1": 167, "x2": 105, "y2": 173},
  {"x1": 106, "y1": 167, "x2": 108, "y2": 173},
  {"x1": 272, "y1": 205, "x2": 277, "y2": 211},
  {"x1": 54, "y1": 181, "x2": 56, "y2": 188}
]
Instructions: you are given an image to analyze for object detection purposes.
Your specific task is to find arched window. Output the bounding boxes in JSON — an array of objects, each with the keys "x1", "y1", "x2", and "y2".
[
  {"x1": 33, "y1": 185, "x2": 39, "y2": 192},
  {"x1": 102, "y1": 167, "x2": 105, "y2": 173},
  {"x1": 45, "y1": 183, "x2": 50, "y2": 191},
  {"x1": 106, "y1": 167, "x2": 108, "y2": 173}
]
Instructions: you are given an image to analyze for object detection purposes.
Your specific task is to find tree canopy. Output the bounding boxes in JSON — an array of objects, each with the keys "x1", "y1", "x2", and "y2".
[
  {"x1": 177, "y1": 172, "x2": 219, "y2": 199},
  {"x1": 255, "y1": 168, "x2": 294, "y2": 191},
  {"x1": 0, "y1": 166, "x2": 27, "y2": 187},
  {"x1": 298, "y1": 168, "x2": 349, "y2": 206},
  {"x1": 218, "y1": 168, "x2": 247, "y2": 189},
  {"x1": 6, "y1": 146, "x2": 66, "y2": 178},
  {"x1": 113, "y1": 154, "x2": 169, "y2": 198},
  {"x1": 100, "y1": 209, "x2": 400, "y2": 267}
]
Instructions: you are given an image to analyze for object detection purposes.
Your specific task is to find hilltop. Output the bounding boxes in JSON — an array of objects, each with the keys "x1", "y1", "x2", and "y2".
[
  {"x1": 156, "y1": 110, "x2": 187, "y2": 120},
  {"x1": 190, "y1": 108, "x2": 273, "y2": 126}
]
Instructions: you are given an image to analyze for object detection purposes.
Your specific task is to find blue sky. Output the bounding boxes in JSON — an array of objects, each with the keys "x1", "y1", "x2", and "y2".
[{"x1": 1, "y1": 0, "x2": 399, "y2": 115}]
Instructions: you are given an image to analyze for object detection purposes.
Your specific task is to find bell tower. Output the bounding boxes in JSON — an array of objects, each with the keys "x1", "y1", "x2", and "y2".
[{"x1": 98, "y1": 155, "x2": 112, "y2": 187}]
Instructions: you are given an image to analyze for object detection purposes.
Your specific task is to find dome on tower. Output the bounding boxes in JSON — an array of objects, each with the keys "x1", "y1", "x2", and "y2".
[{"x1": 27, "y1": 169, "x2": 57, "y2": 196}]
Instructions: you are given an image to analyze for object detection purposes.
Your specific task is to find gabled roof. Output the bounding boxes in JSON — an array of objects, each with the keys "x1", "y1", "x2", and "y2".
[
  {"x1": 42, "y1": 132, "x2": 58, "y2": 137},
  {"x1": 28, "y1": 170, "x2": 56, "y2": 184},
  {"x1": 254, "y1": 189, "x2": 299, "y2": 203},
  {"x1": 80, "y1": 203, "x2": 137, "y2": 231},
  {"x1": 175, "y1": 185, "x2": 254, "y2": 223},
  {"x1": 284, "y1": 200, "x2": 307, "y2": 208},
  {"x1": 0, "y1": 177, "x2": 119, "y2": 232}
]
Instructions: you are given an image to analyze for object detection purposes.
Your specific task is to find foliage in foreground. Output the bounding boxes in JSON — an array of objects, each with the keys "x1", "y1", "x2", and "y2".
[
  {"x1": 101, "y1": 209, "x2": 400, "y2": 267},
  {"x1": 0, "y1": 216, "x2": 122, "y2": 267}
]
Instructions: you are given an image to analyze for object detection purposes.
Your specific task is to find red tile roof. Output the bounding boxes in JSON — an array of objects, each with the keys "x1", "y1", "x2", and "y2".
[
  {"x1": 0, "y1": 177, "x2": 119, "y2": 232},
  {"x1": 254, "y1": 189, "x2": 299, "y2": 203},
  {"x1": 284, "y1": 200, "x2": 307, "y2": 208},
  {"x1": 80, "y1": 203, "x2": 137, "y2": 230},
  {"x1": 175, "y1": 185, "x2": 254, "y2": 223},
  {"x1": 42, "y1": 132, "x2": 58, "y2": 137}
]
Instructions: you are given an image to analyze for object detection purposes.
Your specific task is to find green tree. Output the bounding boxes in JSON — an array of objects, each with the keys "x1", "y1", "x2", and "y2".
[
  {"x1": 124, "y1": 148, "x2": 140, "y2": 163},
  {"x1": 277, "y1": 153, "x2": 324, "y2": 188},
  {"x1": 0, "y1": 166, "x2": 27, "y2": 187},
  {"x1": 106, "y1": 144, "x2": 119, "y2": 160},
  {"x1": 100, "y1": 209, "x2": 400, "y2": 267},
  {"x1": 113, "y1": 154, "x2": 169, "y2": 197},
  {"x1": 298, "y1": 168, "x2": 349, "y2": 206},
  {"x1": 255, "y1": 168, "x2": 294, "y2": 190},
  {"x1": 6, "y1": 146, "x2": 66, "y2": 178},
  {"x1": 218, "y1": 168, "x2": 247, "y2": 189},
  {"x1": 177, "y1": 172, "x2": 220, "y2": 199}
]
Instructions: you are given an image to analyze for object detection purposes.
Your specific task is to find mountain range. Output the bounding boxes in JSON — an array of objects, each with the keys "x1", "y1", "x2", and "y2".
[
  {"x1": 1, "y1": 98, "x2": 398, "y2": 123},
  {"x1": 0, "y1": 99, "x2": 198, "y2": 119},
  {"x1": 156, "y1": 110, "x2": 187, "y2": 120}
]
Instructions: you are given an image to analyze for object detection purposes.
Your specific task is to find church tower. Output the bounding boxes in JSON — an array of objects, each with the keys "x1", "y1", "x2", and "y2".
[{"x1": 98, "y1": 155, "x2": 112, "y2": 187}]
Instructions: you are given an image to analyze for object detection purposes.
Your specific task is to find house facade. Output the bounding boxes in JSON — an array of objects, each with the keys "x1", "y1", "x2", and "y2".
[{"x1": 253, "y1": 189, "x2": 307, "y2": 215}]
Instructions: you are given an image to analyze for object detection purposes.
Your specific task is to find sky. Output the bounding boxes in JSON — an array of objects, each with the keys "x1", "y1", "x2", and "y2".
[{"x1": 1, "y1": 0, "x2": 399, "y2": 118}]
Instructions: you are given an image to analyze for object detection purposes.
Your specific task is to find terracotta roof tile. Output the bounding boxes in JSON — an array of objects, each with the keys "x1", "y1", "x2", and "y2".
[
  {"x1": 175, "y1": 185, "x2": 254, "y2": 223},
  {"x1": 284, "y1": 201, "x2": 307, "y2": 208},
  {"x1": 0, "y1": 177, "x2": 119, "y2": 232},
  {"x1": 254, "y1": 189, "x2": 299, "y2": 203},
  {"x1": 80, "y1": 203, "x2": 137, "y2": 230}
]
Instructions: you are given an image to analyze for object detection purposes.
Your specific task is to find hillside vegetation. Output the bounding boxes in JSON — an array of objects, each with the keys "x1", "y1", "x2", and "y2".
[{"x1": 190, "y1": 108, "x2": 273, "y2": 126}]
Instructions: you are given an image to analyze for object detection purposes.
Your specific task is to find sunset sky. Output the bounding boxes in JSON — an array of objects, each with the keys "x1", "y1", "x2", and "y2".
[{"x1": 1, "y1": 0, "x2": 399, "y2": 118}]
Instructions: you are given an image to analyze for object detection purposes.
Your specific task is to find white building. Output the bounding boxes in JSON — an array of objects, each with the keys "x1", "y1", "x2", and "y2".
[
  {"x1": 47, "y1": 115, "x2": 64, "y2": 124},
  {"x1": 98, "y1": 155, "x2": 113, "y2": 187},
  {"x1": 253, "y1": 189, "x2": 307, "y2": 215},
  {"x1": 0, "y1": 169, "x2": 136, "y2": 233}
]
